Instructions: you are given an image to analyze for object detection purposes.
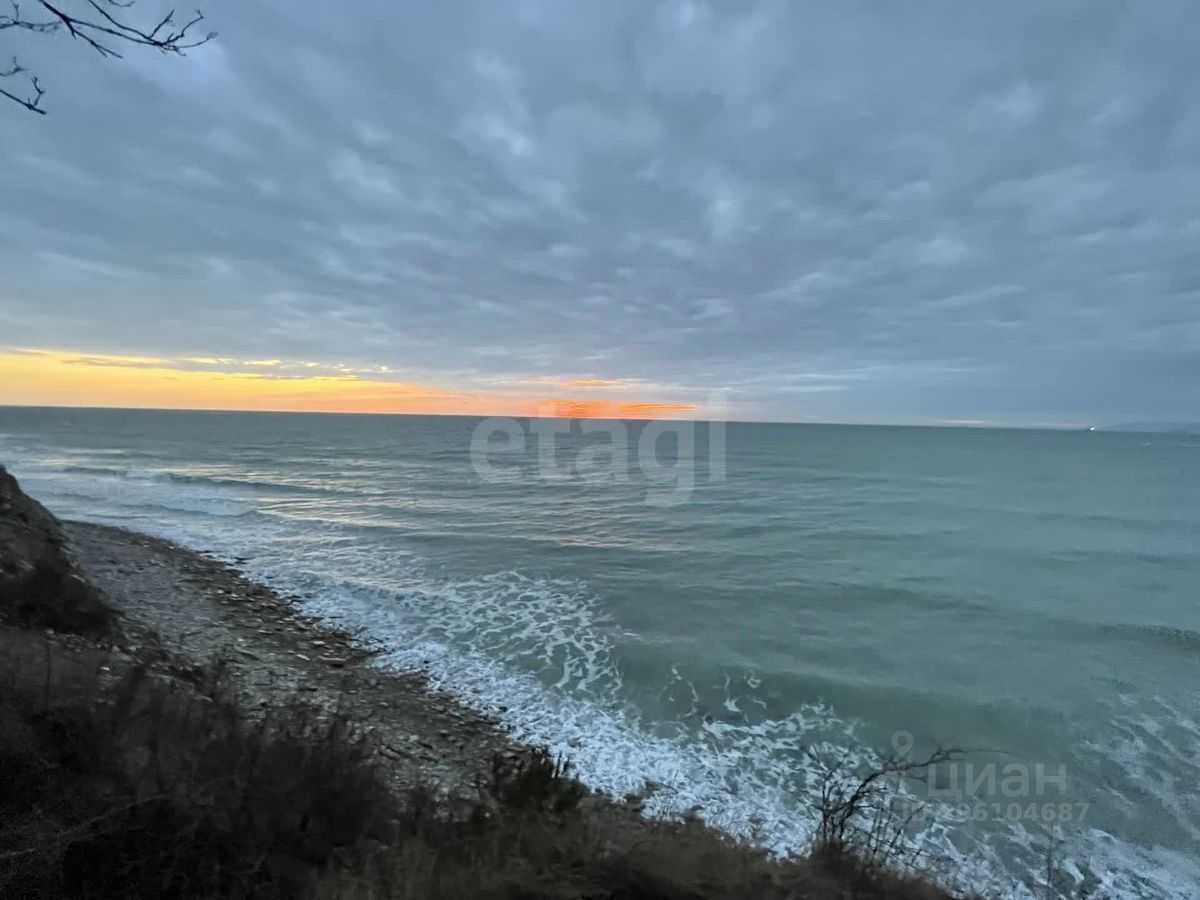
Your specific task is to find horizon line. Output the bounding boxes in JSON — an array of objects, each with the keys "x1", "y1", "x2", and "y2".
[{"x1": 0, "y1": 401, "x2": 1109, "y2": 432}]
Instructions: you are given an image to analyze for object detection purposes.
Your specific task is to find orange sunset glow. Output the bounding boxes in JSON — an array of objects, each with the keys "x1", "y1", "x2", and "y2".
[
  {"x1": 0, "y1": 349, "x2": 697, "y2": 419},
  {"x1": 539, "y1": 400, "x2": 697, "y2": 419}
]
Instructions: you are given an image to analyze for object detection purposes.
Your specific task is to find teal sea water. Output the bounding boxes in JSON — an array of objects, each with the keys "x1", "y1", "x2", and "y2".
[{"x1": 1, "y1": 407, "x2": 1197, "y2": 897}]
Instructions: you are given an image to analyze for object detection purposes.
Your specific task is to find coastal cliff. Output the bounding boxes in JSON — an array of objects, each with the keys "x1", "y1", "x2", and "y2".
[{"x1": 0, "y1": 465, "x2": 111, "y2": 634}]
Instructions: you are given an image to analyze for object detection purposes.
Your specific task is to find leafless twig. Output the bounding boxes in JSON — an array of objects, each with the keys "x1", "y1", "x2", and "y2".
[
  {"x1": 807, "y1": 742, "x2": 965, "y2": 873},
  {"x1": 0, "y1": 54, "x2": 45, "y2": 112},
  {"x1": 1, "y1": 0, "x2": 215, "y2": 113}
]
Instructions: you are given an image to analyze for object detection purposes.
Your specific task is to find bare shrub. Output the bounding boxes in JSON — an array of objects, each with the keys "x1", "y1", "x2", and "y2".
[{"x1": 807, "y1": 743, "x2": 964, "y2": 878}]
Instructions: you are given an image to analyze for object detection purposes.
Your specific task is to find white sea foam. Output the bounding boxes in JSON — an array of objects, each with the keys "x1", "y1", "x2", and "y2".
[
  {"x1": 226, "y1": 550, "x2": 1198, "y2": 899},
  {"x1": 1, "y1": 438, "x2": 1195, "y2": 898},
  {"x1": 9, "y1": 463, "x2": 253, "y2": 519},
  {"x1": 1081, "y1": 693, "x2": 1200, "y2": 853}
]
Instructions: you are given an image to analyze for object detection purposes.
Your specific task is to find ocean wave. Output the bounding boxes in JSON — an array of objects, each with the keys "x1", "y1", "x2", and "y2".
[
  {"x1": 28, "y1": 493, "x2": 1196, "y2": 899},
  {"x1": 191, "y1": 546, "x2": 1194, "y2": 900},
  {"x1": 1083, "y1": 694, "x2": 1200, "y2": 848},
  {"x1": 21, "y1": 460, "x2": 360, "y2": 499},
  {"x1": 10, "y1": 468, "x2": 254, "y2": 519},
  {"x1": 4, "y1": 419, "x2": 1196, "y2": 898},
  {"x1": 1094, "y1": 622, "x2": 1200, "y2": 654}
]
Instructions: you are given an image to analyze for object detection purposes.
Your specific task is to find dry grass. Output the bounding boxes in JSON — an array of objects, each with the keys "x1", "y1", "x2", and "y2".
[
  {"x1": 0, "y1": 633, "x2": 969, "y2": 900},
  {"x1": 0, "y1": 545, "x2": 971, "y2": 900},
  {"x1": 0, "y1": 648, "x2": 388, "y2": 899},
  {"x1": 0, "y1": 559, "x2": 116, "y2": 636}
]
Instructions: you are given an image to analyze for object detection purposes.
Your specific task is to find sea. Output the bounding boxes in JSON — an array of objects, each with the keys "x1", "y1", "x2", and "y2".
[{"x1": 1, "y1": 406, "x2": 1196, "y2": 898}]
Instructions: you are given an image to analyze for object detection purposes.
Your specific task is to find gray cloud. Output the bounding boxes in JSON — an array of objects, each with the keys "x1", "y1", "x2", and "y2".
[{"x1": 2, "y1": 0, "x2": 1198, "y2": 423}]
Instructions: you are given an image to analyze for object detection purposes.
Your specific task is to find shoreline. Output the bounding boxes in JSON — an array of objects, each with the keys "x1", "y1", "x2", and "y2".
[
  {"x1": 44, "y1": 524, "x2": 1182, "y2": 900},
  {"x1": 1, "y1": 492, "x2": 968, "y2": 900},
  {"x1": 6, "y1": 467, "x2": 1180, "y2": 897},
  {"x1": 63, "y1": 519, "x2": 531, "y2": 795}
]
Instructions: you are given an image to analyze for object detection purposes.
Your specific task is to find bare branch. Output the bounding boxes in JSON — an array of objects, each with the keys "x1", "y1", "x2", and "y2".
[
  {"x1": 0, "y1": 54, "x2": 45, "y2": 113},
  {"x1": 1, "y1": 1, "x2": 60, "y2": 33},
  {"x1": 36, "y1": 1, "x2": 215, "y2": 57},
  {"x1": 1, "y1": 0, "x2": 215, "y2": 113},
  {"x1": 806, "y1": 742, "x2": 967, "y2": 874}
]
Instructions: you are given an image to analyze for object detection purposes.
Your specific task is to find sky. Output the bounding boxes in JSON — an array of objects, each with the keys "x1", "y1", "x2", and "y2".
[{"x1": 1, "y1": 0, "x2": 1198, "y2": 424}]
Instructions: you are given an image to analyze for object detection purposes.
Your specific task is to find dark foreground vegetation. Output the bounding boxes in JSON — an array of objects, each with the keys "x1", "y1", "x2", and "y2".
[
  {"x1": 0, "y1": 633, "x2": 963, "y2": 899},
  {"x1": 1, "y1": 465, "x2": 964, "y2": 898}
]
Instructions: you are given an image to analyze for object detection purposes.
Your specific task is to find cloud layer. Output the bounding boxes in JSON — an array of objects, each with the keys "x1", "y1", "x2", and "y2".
[{"x1": 2, "y1": 0, "x2": 1198, "y2": 423}]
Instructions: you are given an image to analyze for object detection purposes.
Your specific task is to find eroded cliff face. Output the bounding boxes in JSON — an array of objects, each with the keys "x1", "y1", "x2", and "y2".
[{"x1": 0, "y1": 466, "x2": 113, "y2": 634}]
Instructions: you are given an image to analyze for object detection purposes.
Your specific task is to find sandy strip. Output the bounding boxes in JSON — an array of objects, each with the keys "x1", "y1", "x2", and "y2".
[{"x1": 63, "y1": 520, "x2": 527, "y2": 794}]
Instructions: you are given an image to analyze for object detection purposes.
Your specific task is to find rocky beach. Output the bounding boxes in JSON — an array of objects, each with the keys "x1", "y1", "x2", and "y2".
[
  {"x1": 64, "y1": 520, "x2": 524, "y2": 795},
  {"x1": 0, "y1": 461, "x2": 1018, "y2": 898},
  {"x1": 0, "y1": 456, "x2": 535, "y2": 797}
]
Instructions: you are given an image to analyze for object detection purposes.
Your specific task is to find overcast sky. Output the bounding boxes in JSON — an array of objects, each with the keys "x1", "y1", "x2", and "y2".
[{"x1": 2, "y1": 0, "x2": 1198, "y2": 424}]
